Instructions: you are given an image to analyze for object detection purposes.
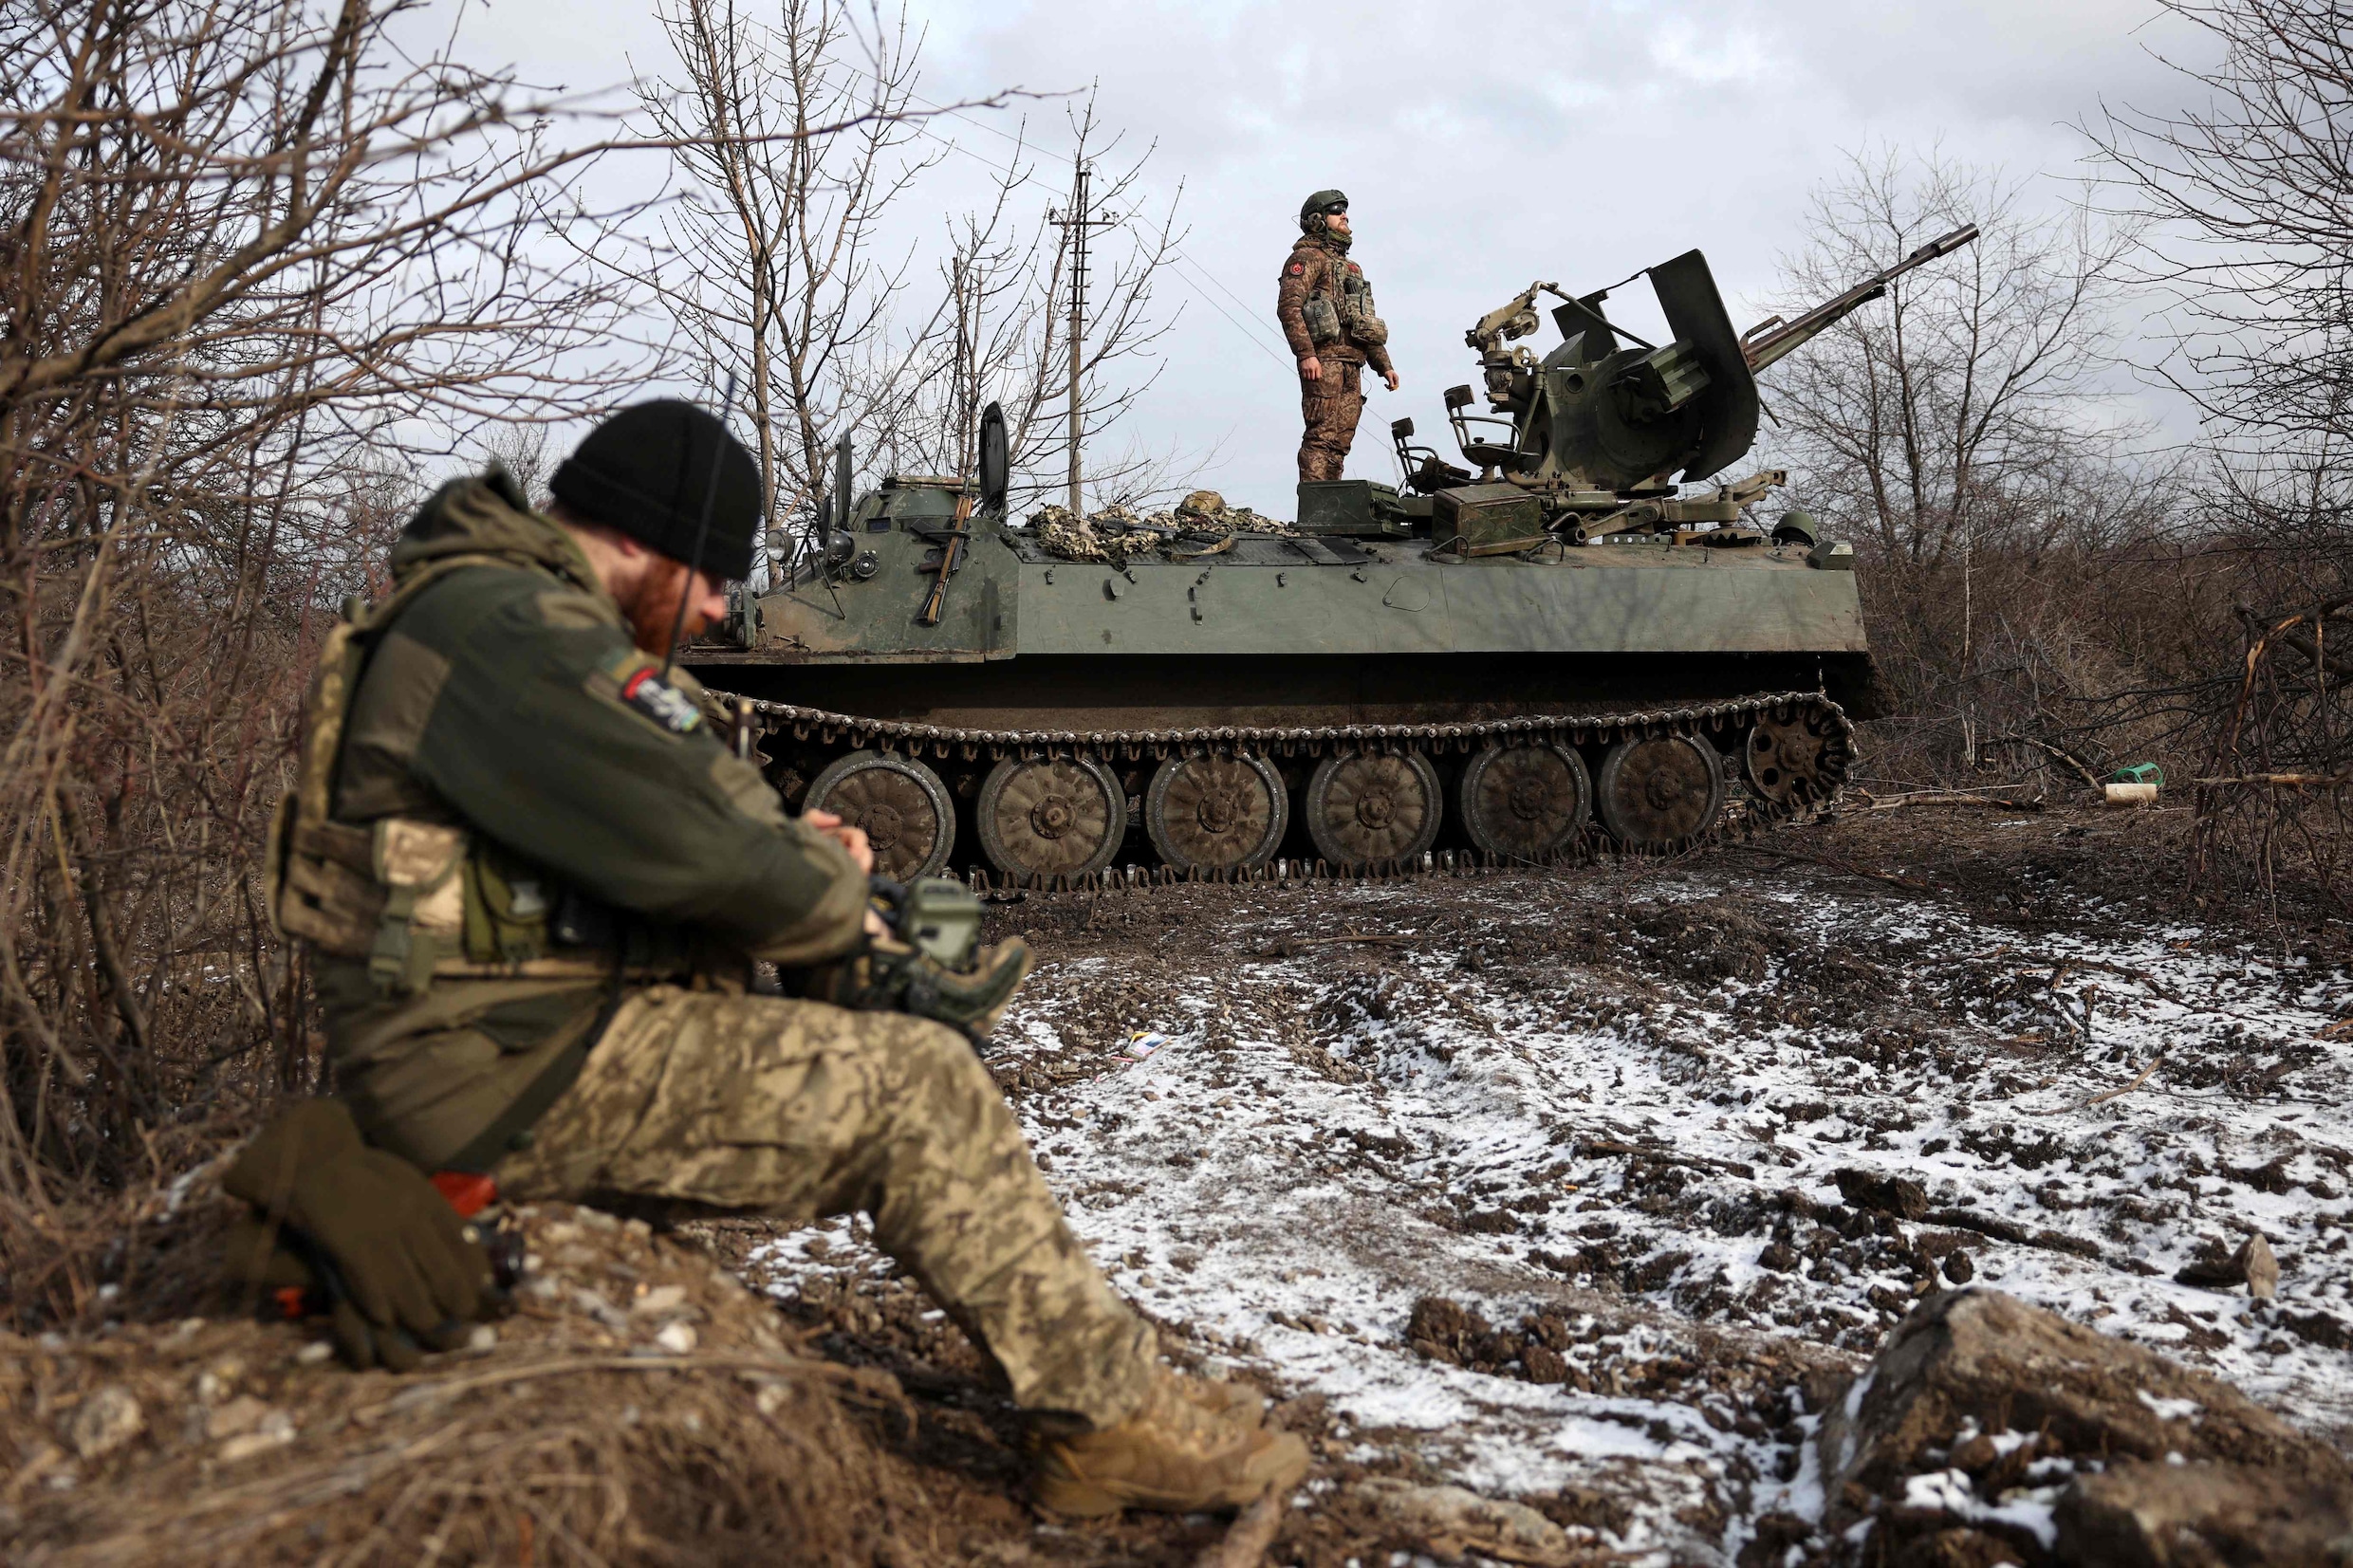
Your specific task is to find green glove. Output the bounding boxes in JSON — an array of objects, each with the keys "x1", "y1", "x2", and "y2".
[{"x1": 223, "y1": 1099, "x2": 496, "y2": 1371}]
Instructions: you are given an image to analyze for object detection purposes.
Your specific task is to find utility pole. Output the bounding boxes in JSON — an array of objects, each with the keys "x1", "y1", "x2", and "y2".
[{"x1": 1048, "y1": 158, "x2": 1113, "y2": 515}]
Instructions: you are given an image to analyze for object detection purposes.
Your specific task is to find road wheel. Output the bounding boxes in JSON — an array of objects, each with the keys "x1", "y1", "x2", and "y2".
[
  {"x1": 1746, "y1": 707, "x2": 1843, "y2": 808},
  {"x1": 1304, "y1": 750, "x2": 1442, "y2": 868},
  {"x1": 804, "y1": 750, "x2": 954, "y2": 879},
  {"x1": 1595, "y1": 731, "x2": 1724, "y2": 848},
  {"x1": 1458, "y1": 742, "x2": 1591, "y2": 860},
  {"x1": 1144, "y1": 751, "x2": 1288, "y2": 873},
  {"x1": 975, "y1": 754, "x2": 1126, "y2": 881}
]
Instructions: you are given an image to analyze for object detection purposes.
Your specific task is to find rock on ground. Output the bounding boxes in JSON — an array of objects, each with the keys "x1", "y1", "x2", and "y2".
[
  {"x1": 1805, "y1": 1287, "x2": 2353, "y2": 1565},
  {"x1": 2055, "y1": 1461, "x2": 2353, "y2": 1566}
]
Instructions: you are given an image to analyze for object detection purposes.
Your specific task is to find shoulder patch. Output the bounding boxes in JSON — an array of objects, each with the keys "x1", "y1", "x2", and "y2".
[
  {"x1": 1347, "y1": 262, "x2": 1362, "y2": 274},
  {"x1": 1287, "y1": 261, "x2": 1305, "y2": 275},
  {"x1": 619, "y1": 665, "x2": 703, "y2": 735}
]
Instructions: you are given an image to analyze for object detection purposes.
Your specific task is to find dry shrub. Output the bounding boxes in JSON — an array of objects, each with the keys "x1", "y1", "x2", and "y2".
[
  {"x1": 2189, "y1": 597, "x2": 2353, "y2": 922},
  {"x1": 1, "y1": 1202, "x2": 921, "y2": 1566},
  {"x1": 1853, "y1": 536, "x2": 2247, "y2": 791},
  {"x1": 0, "y1": 0, "x2": 639, "y2": 1261}
]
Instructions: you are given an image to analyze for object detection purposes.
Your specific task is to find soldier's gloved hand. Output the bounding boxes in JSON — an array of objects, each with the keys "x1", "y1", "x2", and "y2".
[
  {"x1": 221, "y1": 1213, "x2": 444, "y2": 1372},
  {"x1": 222, "y1": 1100, "x2": 498, "y2": 1372},
  {"x1": 790, "y1": 934, "x2": 1033, "y2": 1045},
  {"x1": 879, "y1": 935, "x2": 1034, "y2": 1042}
]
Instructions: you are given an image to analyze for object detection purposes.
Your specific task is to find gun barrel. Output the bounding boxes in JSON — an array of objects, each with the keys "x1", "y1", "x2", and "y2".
[{"x1": 1741, "y1": 223, "x2": 1979, "y2": 374}]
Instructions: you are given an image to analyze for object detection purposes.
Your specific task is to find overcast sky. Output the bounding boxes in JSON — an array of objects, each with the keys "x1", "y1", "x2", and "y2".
[{"x1": 455, "y1": 0, "x2": 2212, "y2": 507}]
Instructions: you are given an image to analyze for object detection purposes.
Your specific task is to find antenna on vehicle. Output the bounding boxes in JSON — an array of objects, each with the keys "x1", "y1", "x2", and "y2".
[{"x1": 660, "y1": 369, "x2": 738, "y2": 683}]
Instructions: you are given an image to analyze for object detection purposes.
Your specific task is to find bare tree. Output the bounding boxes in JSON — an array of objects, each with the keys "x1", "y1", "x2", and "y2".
[
  {"x1": 2082, "y1": 1, "x2": 2353, "y2": 918},
  {"x1": 2087, "y1": 0, "x2": 2353, "y2": 456},
  {"x1": 476, "y1": 423, "x2": 556, "y2": 507},
  {"x1": 862, "y1": 93, "x2": 1189, "y2": 513},
  {"x1": 629, "y1": 0, "x2": 951, "y2": 527},
  {"x1": 1754, "y1": 147, "x2": 2180, "y2": 782},
  {"x1": 0, "y1": 0, "x2": 654, "y2": 1236},
  {"x1": 631, "y1": 0, "x2": 1191, "y2": 538},
  {"x1": 1759, "y1": 147, "x2": 2144, "y2": 571}
]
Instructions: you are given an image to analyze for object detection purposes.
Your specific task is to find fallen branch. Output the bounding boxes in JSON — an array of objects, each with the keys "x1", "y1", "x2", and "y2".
[
  {"x1": 1861, "y1": 790, "x2": 2045, "y2": 812},
  {"x1": 1923, "y1": 1208, "x2": 2105, "y2": 1264},
  {"x1": 1193, "y1": 1482, "x2": 1293, "y2": 1568},
  {"x1": 1579, "y1": 1140, "x2": 1756, "y2": 1180},
  {"x1": 2193, "y1": 773, "x2": 2353, "y2": 789},
  {"x1": 1723, "y1": 843, "x2": 1935, "y2": 893},
  {"x1": 1261, "y1": 933, "x2": 1416, "y2": 958},
  {"x1": 1999, "y1": 734, "x2": 2106, "y2": 792},
  {"x1": 2050, "y1": 954, "x2": 2185, "y2": 1004},
  {"x1": 2083, "y1": 1054, "x2": 2168, "y2": 1108}
]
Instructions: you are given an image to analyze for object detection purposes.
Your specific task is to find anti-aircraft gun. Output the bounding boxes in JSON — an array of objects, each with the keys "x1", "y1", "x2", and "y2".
[{"x1": 1386, "y1": 226, "x2": 1979, "y2": 553}]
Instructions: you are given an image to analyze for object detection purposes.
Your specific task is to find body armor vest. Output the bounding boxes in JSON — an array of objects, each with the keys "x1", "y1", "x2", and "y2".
[{"x1": 266, "y1": 556, "x2": 690, "y2": 997}]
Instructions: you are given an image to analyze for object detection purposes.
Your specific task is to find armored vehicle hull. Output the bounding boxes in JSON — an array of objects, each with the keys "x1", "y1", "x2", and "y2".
[{"x1": 689, "y1": 476, "x2": 1870, "y2": 885}]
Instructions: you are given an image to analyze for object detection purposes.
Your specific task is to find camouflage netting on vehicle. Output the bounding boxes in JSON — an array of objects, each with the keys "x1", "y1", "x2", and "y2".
[{"x1": 1028, "y1": 489, "x2": 1296, "y2": 564}]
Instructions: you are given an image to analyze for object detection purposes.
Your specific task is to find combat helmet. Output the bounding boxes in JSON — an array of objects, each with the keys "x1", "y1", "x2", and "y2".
[{"x1": 1299, "y1": 190, "x2": 1348, "y2": 232}]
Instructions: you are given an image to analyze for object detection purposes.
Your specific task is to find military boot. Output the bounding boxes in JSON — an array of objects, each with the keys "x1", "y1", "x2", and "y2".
[{"x1": 1031, "y1": 1370, "x2": 1309, "y2": 1517}]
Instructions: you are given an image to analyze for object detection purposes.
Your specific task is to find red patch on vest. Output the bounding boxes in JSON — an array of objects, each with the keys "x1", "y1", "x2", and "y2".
[
  {"x1": 1347, "y1": 262, "x2": 1362, "y2": 273},
  {"x1": 618, "y1": 667, "x2": 703, "y2": 734},
  {"x1": 1288, "y1": 261, "x2": 1304, "y2": 275}
]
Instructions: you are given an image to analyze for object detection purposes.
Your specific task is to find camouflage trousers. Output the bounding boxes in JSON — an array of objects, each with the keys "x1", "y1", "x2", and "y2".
[
  {"x1": 1298, "y1": 359, "x2": 1365, "y2": 482},
  {"x1": 494, "y1": 986, "x2": 1155, "y2": 1430}
]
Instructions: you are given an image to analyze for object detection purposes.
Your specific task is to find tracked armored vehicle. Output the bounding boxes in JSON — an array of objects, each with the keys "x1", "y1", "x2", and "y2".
[{"x1": 689, "y1": 229, "x2": 1977, "y2": 887}]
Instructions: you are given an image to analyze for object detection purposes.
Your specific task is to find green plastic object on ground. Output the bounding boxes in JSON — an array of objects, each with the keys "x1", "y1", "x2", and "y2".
[
  {"x1": 2109, "y1": 763, "x2": 2165, "y2": 787},
  {"x1": 690, "y1": 228, "x2": 1982, "y2": 884}
]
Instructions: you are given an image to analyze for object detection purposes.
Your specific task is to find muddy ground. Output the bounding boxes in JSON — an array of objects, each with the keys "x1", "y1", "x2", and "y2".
[
  {"x1": 14, "y1": 800, "x2": 2349, "y2": 1566},
  {"x1": 700, "y1": 799, "x2": 2353, "y2": 1565}
]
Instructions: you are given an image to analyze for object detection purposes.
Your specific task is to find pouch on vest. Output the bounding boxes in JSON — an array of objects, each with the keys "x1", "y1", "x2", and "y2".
[
  {"x1": 1342, "y1": 278, "x2": 1388, "y2": 346},
  {"x1": 368, "y1": 819, "x2": 467, "y2": 997},
  {"x1": 1304, "y1": 294, "x2": 1342, "y2": 347},
  {"x1": 267, "y1": 792, "x2": 382, "y2": 956},
  {"x1": 267, "y1": 555, "x2": 493, "y2": 958},
  {"x1": 463, "y1": 841, "x2": 558, "y2": 965}
]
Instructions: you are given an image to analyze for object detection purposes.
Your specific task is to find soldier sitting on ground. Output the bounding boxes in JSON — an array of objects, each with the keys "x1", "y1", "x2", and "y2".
[{"x1": 231, "y1": 399, "x2": 1307, "y2": 1517}]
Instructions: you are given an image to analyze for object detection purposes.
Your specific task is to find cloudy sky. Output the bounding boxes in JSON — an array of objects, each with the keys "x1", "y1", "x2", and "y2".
[{"x1": 455, "y1": 0, "x2": 2212, "y2": 506}]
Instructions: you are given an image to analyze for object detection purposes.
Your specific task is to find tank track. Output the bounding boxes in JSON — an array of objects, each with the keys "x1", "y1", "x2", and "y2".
[{"x1": 717, "y1": 687, "x2": 1855, "y2": 889}]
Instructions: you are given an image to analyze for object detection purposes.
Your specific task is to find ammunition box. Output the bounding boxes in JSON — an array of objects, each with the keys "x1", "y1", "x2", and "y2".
[
  {"x1": 1433, "y1": 484, "x2": 1547, "y2": 556},
  {"x1": 1297, "y1": 480, "x2": 1412, "y2": 537}
]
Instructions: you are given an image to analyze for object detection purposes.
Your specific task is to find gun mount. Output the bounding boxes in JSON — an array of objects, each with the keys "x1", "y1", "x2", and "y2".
[{"x1": 1395, "y1": 226, "x2": 1979, "y2": 547}]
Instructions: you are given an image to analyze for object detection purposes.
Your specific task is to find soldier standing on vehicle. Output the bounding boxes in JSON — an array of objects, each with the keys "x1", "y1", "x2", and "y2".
[
  {"x1": 1277, "y1": 190, "x2": 1400, "y2": 482},
  {"x1": 239, "y1": 399, "x2": 1307, "y2": 1518}
]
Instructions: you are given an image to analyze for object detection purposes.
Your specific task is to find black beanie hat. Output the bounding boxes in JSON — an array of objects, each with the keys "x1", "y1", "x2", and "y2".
[{"x1": 548, "y1": 399, "x2": 760, "y2": 580}]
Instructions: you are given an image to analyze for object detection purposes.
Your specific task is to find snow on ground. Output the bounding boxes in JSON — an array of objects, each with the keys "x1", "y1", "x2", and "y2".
[{"x1": 746, "y1": 835, "x2": 2353, "y2": 1563}]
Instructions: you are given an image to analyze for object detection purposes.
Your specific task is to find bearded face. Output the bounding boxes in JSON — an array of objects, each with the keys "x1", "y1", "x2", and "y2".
[{"x1": 624, "y1": 556, "x2": 717, "y2": 654}]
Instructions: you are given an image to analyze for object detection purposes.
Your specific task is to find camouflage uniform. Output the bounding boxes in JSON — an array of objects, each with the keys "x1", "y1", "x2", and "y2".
[
  {"x1": 495, "y1": 989, "x2": 1150, "y2": 1421},
  {"x1": 1276, "y1": 233, "x2": 1396, "y2": 483},
  {"x1": 277, "y1": 470, "x2": 1153, "y2": 1429}
]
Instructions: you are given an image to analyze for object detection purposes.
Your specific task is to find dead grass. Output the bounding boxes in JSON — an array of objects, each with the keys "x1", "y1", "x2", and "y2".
[{"x1": 1, "y1": 1202, "x2": 923, "y2": 1567}]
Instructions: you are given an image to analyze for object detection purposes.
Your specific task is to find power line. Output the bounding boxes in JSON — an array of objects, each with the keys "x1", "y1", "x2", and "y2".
[
  {"x1": 899, "y1": 113, "x2": 1293, "y2": 366},
  {"x1": 1174, "y1": 259, "x2": 1291, "y2": 363},
  {"x1": 1167, "y1": 254, "x2": 1290, "y2": 368}
]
